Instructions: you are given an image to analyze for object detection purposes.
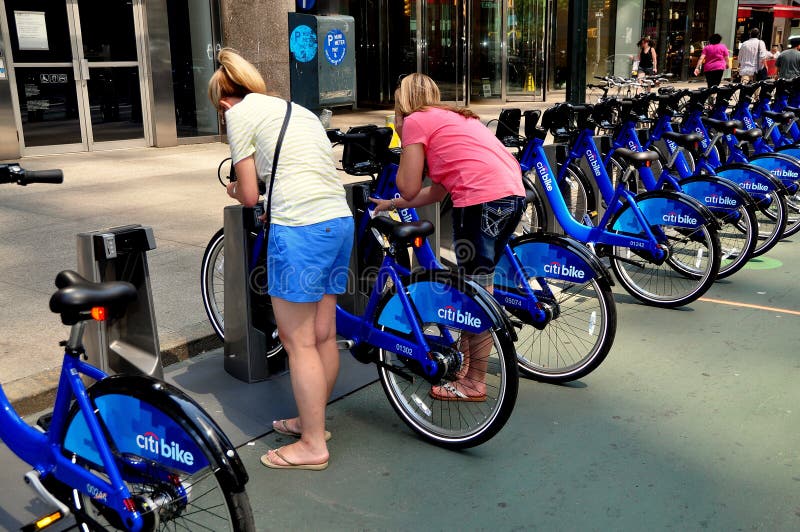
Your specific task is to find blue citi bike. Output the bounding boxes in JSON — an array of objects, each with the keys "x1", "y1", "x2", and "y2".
[
  {"x1": 0, "y1": 164, "x2": 255, "y2": 531},
  {"x1": 593, "y1": 93, "x2": 759, "y2": 277},
  {"x1": 202, "y1": 126, "x2": 618, "y2": 385},
  {"x1": 513, "y1": 103, "x2": 722, "y2": 308},
  {"x1": 201, "y1": 144, "x2": 519, "y2": 448}
]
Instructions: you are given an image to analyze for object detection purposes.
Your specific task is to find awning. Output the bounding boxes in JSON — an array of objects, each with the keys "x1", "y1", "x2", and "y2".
[
  {"x1": 773, "y1": 5, "x2": 800, "y2": 17},
  {"x1": 738, "y1": 7, "x2": 752, "y2": 17}
]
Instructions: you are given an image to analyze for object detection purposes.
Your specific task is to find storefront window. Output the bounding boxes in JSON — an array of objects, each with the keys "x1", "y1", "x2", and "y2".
[{"x1": 167, "y1": 0, "x2": 220, "y2": 138}]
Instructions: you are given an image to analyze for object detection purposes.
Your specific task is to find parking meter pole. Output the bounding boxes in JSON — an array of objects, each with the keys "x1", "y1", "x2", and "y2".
[{"x1": 76, "y1": 225, "x2": 163, "y2": 379}]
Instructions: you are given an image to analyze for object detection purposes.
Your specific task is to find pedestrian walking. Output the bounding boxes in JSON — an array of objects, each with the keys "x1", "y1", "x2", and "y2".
[
  {"x1": 776, "y1": 37, "x2": 800, "y2": 80},
  {"x1": 694, "y1": 34, "x2": 732, "y2": 88},
  {"x1": 636, "y1": 36, "x2": 658, "y2": 79},
  {"x1": 737, "y1": 28, "x2": 768, "y2": 83}
]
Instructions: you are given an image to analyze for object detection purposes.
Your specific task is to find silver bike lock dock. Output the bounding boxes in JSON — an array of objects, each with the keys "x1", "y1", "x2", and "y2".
[{"x1": 76, "y1": 224, "x2": 163, "y2": 379}]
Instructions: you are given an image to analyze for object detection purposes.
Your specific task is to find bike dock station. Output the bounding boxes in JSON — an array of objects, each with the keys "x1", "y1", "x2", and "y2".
[{"x1": 76, "y1": 224, "x2": 163, "y2": 379}]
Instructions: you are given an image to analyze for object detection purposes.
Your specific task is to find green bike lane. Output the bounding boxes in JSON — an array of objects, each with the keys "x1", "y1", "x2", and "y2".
[{"x1": 0, "y1": 238, "x2": 797, "y2": 531}]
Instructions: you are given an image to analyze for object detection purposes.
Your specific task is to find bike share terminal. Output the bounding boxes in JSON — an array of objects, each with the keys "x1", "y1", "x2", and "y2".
[{"x1": 76, "y1": 224, "x2": 163, "y2": 379}]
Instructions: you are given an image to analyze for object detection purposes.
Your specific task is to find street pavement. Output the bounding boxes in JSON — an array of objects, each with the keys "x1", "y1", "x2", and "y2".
[{"x1": 3, "y1": 81, "x2": 799, "y2": 529}]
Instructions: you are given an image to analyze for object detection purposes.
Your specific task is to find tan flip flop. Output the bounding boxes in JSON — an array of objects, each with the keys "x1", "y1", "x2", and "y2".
[
  {"x1": 272, "y1": 419, "x2": 332, "y2": 441},
  {"x1": 429, "y1": 383, "x2": 487, "y2": 402},
  {"x1": 261, "y1": 448, "x2": 329, "y2": 471}
]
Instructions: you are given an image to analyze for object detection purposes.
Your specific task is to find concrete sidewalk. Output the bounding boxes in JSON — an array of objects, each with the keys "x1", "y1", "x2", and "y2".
[{"x1": 0, "y1": 99, "x2": 557, "y2": 414}]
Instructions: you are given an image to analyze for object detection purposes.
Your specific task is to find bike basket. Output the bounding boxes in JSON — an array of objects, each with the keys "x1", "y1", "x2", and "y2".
[{"x1": 342, "y1": 125, "x2": 394, "y2": 175}]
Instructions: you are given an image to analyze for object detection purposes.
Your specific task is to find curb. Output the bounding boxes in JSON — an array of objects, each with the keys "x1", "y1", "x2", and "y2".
[{"x1": 7, "y1": 334, "x2": 222, "y2": 417}]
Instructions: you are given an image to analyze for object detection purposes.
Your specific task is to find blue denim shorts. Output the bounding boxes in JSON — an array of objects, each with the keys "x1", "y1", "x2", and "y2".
[
  {"x1": 267, "y1": 217, "x2": 354, "y2": 303},
  {"x1": 452, "y1": 195, "x2": 525, "y2": 284}
]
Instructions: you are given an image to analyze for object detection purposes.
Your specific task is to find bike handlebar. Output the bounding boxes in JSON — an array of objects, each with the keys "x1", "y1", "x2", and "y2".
[{"x1": 0, "y1": 163, "x2": 63, "y2": 186}]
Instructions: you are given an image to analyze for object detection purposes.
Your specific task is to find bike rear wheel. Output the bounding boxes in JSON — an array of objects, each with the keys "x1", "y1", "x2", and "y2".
[
  {"x1": 608, "y1": 198, "x2": 721, "y2": 308},
  {"x1": 375, "y1": 273, "x2": 518, "y2": 449}
]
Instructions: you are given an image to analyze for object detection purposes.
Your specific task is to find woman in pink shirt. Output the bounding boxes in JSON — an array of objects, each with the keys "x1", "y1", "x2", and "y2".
[
  {"x1": 372, "y1": 73, "x2": 525, "y2": 401},
  {"x1": 694, "y1": 33, "x2": 732, "y2": 88}
]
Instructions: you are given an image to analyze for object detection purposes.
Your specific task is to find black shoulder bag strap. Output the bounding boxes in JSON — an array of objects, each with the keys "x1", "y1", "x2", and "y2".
[
  {"x1": 264, "y1": 100, "x2": 292, "y2": 229},
  {"x1": 260, "y1": 100, "x2": 292, "y2": 289}
]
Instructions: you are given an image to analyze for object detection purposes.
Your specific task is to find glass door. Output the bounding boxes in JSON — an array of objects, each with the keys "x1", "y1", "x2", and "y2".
[
  {"x1": 2, "y1": 0, "x2": 146, "y2": 153},
  {"x1": 470, "y1": 0, "x2": 503, "y2": 101},
  {"x1": 3, "y1": 0, "x2": 84, "y2": 151},
  {"x1": 73, "y1": 0, "x2": 145, "y2": 148},
  {"x1": 422, "y1": 0, "x2": 465, "y2": 103},
  {"x1": 506, "y1": 0, "x2": 546, "y2": 100}
]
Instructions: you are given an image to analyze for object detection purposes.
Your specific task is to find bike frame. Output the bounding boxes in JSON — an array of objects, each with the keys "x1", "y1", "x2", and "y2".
[
  {"x1": 519, "y1": 128, "x2": 667, "y2": 261},
  {"x1": 607, "y1": 114, "x2": 745, "y2": 220}
]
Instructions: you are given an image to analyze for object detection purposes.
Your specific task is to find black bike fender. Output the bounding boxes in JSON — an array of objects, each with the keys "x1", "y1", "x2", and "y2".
[
  {"x1": 509, "y1": 232, "x2": 614, "y2": 287},
  {"x1": 79, "y1": 375, "x2": 249, "y2": 492},
  {"x1": 633, "y1": 189, "x2": 721, "y2": 230}
]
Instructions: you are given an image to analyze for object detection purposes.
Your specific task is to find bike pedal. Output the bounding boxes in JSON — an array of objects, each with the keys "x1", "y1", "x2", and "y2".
[
  {"x1": 23, "y1": 471, "x2": 70, "y2": 523},
  {"x1": 36, "y1": 412, "x2": 54, "y2": 431},
  {"x1": 21, "y1": 510, "x2": 67, "y2": 531}
]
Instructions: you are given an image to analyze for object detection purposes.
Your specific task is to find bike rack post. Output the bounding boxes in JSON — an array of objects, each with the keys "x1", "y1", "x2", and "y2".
[
  {"x1": 223, "y1": 205, "x2": 288, "y2": 383},
  {"x1": 76, "y1": 224, "x2": 163, "y2": 379}
]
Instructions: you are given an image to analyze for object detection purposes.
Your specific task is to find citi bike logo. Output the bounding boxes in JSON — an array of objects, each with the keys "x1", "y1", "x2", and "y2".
[
  {"x1": 662, "y1": 211, "x2": 697, "y2": 225},
  {"x1": 771, "y1": 168, "x2": 798, "y2": 179},
  {"x1": 743, "y1": 117, "x2": 755, "y2": 129},
  {"x1": 86, "y1": 484, "x2": 108, "y2": 501},
  {"x1": 393, "y1": 193, "x2": 413, "y2": 222},
  {"x1": 437, "y1": 305, "x2": 482, "y2": 328},
  {"x1": 543, "y1": 261, "x2": 586, "y2": 281},
  {"x1": 694, "y1": 127, "x2": 709, "y2": 148},
  {"x1": 627, "y1": 139, "x2": 639, "y2": 152},
  {"x1": 535, "y1": 161, "x2": 553, "y2": 192},
  {"x1": 705, "y1": 194, "x2": 737, "y2": 206},
  {"x1": 136, "y1": 431, "x2": 195, "y2": 466},
  {"x1": 585, "y1": 149, "x2": 603, "y2": 177},
  {"x1": 740, "y1": 180, "x2": 769, "y2": 192}
]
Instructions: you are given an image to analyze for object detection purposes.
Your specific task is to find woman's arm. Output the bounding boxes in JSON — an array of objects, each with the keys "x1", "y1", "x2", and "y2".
[
  {"x1": 370, "y1": 182, "x2": 447, "y2": 212},
  {"x1": 694, "y1": 53, "x2": 706, "y2": 75},
  {"x1": 229, "y1": 155, "x2": 260, "y2": 208},
  {"x1": 395, "y1": 142, "x2": 426, "y2": 201},
  {"x1": 651, "y1": 48, "x2": 657, "y2": 73}
]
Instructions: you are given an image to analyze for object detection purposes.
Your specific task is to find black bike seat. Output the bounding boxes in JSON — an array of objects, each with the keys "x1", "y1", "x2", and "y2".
[
  {"x1": 701, "y1": 117, "x2": 743, "y2": 133},
  {"x1": 662, "y1": 131, "x2": 703, "y2": 149},
  {"x1": 762, "y1": 110, "x2": 795, "y2": 123},
  {"x1": 733, "y1": 128, "x2": 763, "y2": 142},
  {"x1": 612, "y1": 148, "x2": 659, "y2": 165},
  {"x1": 369, "y1": 216, "x2": 435, "y2": 242},
  {"x1": 49, "y1": 270, "x2": 137, "y2": 325}
]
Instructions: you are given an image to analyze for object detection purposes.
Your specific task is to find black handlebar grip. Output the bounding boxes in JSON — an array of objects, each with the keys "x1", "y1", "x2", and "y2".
[{"x1": 24, "y1": 169, "x2": 63, "y2": 184}]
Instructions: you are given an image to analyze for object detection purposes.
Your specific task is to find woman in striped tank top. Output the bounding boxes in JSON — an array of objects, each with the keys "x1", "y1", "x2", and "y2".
[{"x1": 209, "y1": 49, "x2": 353, "y2": 471}]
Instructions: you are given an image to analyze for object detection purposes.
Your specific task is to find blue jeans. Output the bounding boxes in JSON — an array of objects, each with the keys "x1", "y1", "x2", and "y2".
[{"x1": 451, "y1": 195, "x2": 525, "y2": 285}]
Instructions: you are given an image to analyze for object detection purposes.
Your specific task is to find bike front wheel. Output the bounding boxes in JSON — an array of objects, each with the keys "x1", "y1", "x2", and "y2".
[
  {"x1": 505, "y1": 236, "x2": 617, "y2": 383},
  {"x1": 608, "y1": 194, "x2": 721, "y2": 308},
  {"x1": 375, "y1": 271, "x2": 518, "y2": 449}
]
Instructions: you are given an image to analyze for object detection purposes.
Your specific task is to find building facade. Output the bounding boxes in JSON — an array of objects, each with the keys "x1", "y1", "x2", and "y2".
[{"x1": 0, "y1": 0, "x2": 782, "y2": 158}]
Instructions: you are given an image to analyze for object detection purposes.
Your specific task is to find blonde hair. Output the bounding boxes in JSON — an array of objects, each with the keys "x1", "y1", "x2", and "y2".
[
  {"x1": 208, "y1": 48, "x2": 267, "y2": 110},
  {"x1": 394, "y1": 73, "x2": 479, "y2": 120}
]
